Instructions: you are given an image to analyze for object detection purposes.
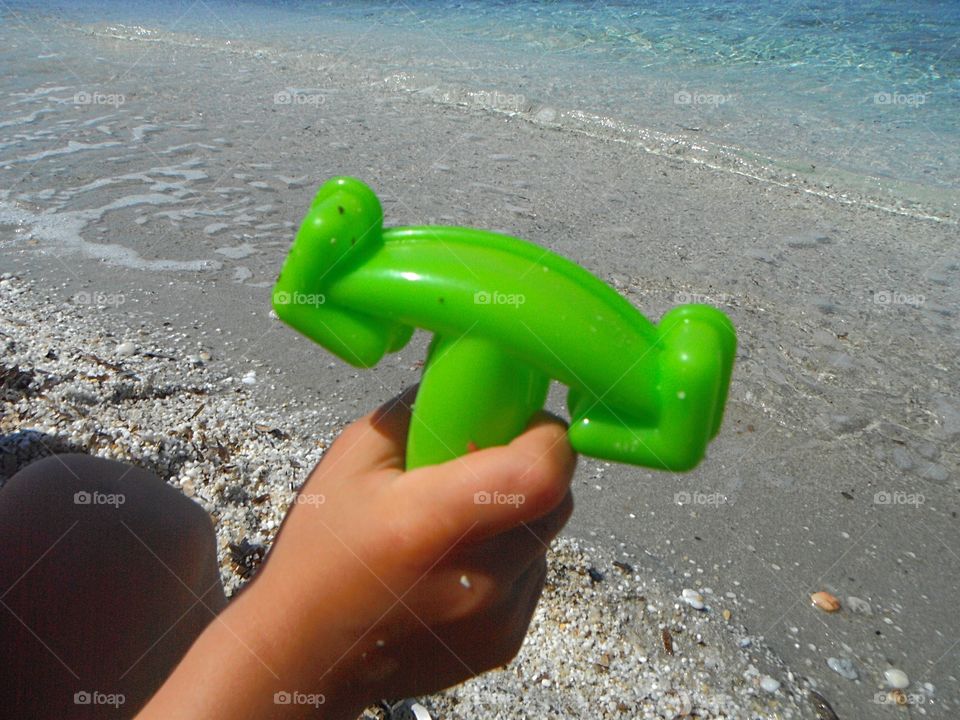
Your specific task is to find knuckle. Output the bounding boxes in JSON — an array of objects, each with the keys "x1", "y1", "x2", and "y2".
[
  {"x1": 516, "y1": 450, "x2": 569, "y2": 511},
  {"x1": 442, "y1": 576, "x2": 500, "y2": 623}
]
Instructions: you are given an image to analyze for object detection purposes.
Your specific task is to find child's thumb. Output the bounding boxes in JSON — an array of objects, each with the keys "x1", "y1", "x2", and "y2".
[{"x1": 402, "y1": 413, "x2": 577, "y2": 542}]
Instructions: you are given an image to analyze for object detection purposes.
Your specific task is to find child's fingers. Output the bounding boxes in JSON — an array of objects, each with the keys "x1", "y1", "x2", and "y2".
[
  {"x1": 401, "y1": 412, "x2": 577, "y2": 543},
  {"x1": 459, "y1": 489, "x2": 573, "y2": 579},
  {"x1": 501, "y1": 488, "x2": 573, "y2": 561},
  {"x1": 318, "y1": 385, "x2": 418, "y2": 475}
]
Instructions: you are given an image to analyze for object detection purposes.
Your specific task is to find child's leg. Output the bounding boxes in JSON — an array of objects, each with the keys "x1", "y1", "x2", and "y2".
[{"x1": 0, "y1": 454, "x2": 227, "y2": 718}]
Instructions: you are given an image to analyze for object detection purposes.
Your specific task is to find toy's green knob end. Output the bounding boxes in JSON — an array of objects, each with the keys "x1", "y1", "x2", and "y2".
[
  {"x1": 272, "y1": 177, "x2": 413, "y2": 368},
  {"x1": 567, "y1": 303, "x2": 736, "y2": 472},
  {"x1": 309, "y1": 175, "x2": 382, "y2": 216}
]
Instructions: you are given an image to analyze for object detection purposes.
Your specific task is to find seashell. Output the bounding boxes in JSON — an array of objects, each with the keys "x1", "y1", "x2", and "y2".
[
  {"x1": 115, "y1": 341, "x2": 136, "y2": 356},
  {"x1": 811, "y1": 591, "x2": 840, "y2": 612},
  {"x1": 884, "y1": 668, "x2": 909, "y2": 689},
  {"x1": 682, "y1": 588, "x2": 705, "y2": 610}
]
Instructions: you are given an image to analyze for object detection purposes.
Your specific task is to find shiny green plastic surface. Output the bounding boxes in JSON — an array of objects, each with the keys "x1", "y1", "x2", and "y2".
[{"x1": 273, "y1": 177, "x2": 736, "y2": 471}]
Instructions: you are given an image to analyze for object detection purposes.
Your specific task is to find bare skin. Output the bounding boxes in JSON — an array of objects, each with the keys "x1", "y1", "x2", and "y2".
[{"x1": 136, "y1": 387, "x2": 577, "y2": 719}]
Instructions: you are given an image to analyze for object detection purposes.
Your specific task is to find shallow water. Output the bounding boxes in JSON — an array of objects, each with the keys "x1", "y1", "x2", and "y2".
[{"x1": 4, "y1": 0, "x2": 959, "y2": 219}]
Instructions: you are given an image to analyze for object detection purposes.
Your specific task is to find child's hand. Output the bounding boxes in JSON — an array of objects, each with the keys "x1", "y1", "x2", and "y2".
[
  {"x1": 137, "y1": 387, "x2": 576, "y2": 719},
  {"x1": 260, "y1": 385, "x2": 577, "y2": 704}
]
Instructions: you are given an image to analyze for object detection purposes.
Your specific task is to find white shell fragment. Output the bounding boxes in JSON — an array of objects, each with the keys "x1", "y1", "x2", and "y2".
[
  {"x1": 760, "y1": 675, "x2": 781, "y2": 693},
  {"x1": 826, "y1": 657, "x2": 858, "y2": 680},
  {"x1": 884, "y1": 668, "x2": 909, "y2": 689},
  {"x1": 682, "y1": 588, "x2": 705, "y2": 610}
]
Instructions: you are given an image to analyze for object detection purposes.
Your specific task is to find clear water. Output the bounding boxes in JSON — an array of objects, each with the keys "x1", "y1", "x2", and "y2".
[{"x1": 4, "y1": 0, "x2": 959, "y2": 217}]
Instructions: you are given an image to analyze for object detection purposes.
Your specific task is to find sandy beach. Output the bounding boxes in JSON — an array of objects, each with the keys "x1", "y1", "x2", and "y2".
[{"x1": 2, "y1": 8, "x2": 958, "y2": 719}]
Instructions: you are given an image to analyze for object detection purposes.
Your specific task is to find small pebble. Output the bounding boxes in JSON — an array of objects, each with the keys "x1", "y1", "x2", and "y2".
[
  {"x1": 722, "y1": 609, "x2": 732, "y2": 621},
  {"x1": 809, "y1": 690, "x2": 839, "y2": 719},
  {"x1": 811, "y1": 591, "x2": 840, "y2": 612},
  {"x1": 884, "y1": 668, "x2": 909, "y2": 689},
  {"x1": 826, "y1": 657, "x2": 858, "y2": 680},
  {"x1": 681, "y1": 588, "x2": 705, "y2": 610},
  {"x1": 115, "y1": 341, "x2": 136, "y2": 356},
  {"x1": 241, "y1": 370, "x2": 257, "y2": 385},
  {"x1": 760, "y1": 676, "x2": 781, "y2": 693}
]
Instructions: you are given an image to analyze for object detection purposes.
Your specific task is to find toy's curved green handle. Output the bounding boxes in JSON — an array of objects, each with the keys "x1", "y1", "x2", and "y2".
[{"x1": 273, "y1": 177, "x2": 736, "y2": 471}]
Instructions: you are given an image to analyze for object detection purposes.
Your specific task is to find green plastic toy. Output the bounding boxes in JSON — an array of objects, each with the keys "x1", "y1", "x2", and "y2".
[{"x1": 272, "y1": 177, "x2": 735, "y2": 471}]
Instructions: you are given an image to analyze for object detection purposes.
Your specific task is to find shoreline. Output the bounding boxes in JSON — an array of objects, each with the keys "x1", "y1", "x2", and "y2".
[{"x1": 22, "y1": 13, "x2": 960, "y2": 224}]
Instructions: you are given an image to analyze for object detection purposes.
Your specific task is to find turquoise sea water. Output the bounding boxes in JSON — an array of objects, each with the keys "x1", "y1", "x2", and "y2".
[{"x1": 5, "y1": 0, "x2": 959, "y2": 217}]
